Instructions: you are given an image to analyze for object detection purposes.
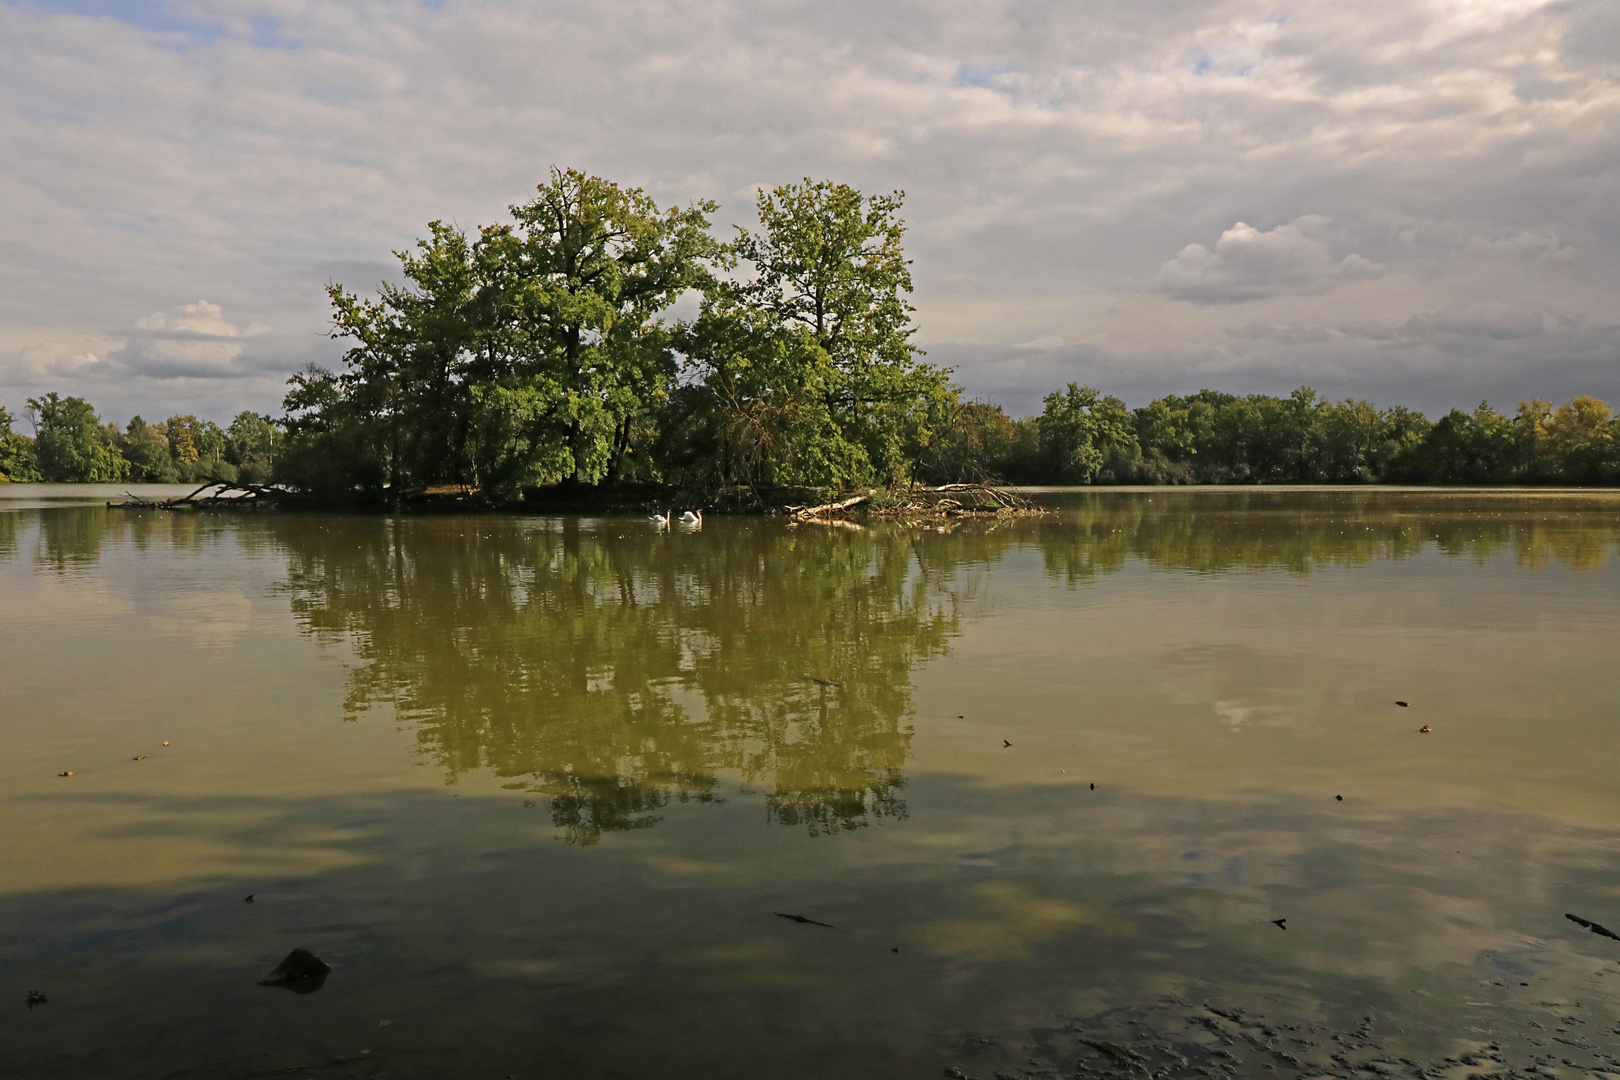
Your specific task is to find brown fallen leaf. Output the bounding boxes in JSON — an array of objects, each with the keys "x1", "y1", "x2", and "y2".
[
  {"x1": 58, "y1": 771, "x2": 74, "y2": 777},
  {"x1": 1419, "y1": 726, "x2": 1431, "y2": 734},
  {"x1": 133, "y1": 755, "x2": 146, "y2": 760},
  {"x1": 378, "y1": 1019, "x2": 395, "y2": 1027},
  {"x1": 162, "y1": 742, "x2": 169, "y2": 746}
]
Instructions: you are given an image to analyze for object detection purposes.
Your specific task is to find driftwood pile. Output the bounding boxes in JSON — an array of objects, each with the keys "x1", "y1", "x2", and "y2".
[
  {"x1": 108, "y1": 482, "x2": 286, "y2": 511},
  {"x1": 787, "y1": 484, "x2": 1047, "y2": 523}
]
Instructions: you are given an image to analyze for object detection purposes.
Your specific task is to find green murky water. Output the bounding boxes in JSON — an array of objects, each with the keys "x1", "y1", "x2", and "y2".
[{"x1": 4, "y1": 486, "x2": 1620, "y2": 1079}]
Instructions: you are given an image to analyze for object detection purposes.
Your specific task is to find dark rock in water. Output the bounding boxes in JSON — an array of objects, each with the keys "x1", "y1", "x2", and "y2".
[
  {"x1": 1566, "y1": 912, "x2": 1620, "y2": 942},
  {"x1": 259, "y1": 948, "x2": 331, "y2": 993}
]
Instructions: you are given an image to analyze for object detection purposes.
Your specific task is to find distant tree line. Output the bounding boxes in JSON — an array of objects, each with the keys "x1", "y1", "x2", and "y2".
[
  {"x1": 924, "y1": 387, "x2": 1620, "y2": 486},
  {"x1": 2, "y1": 169, "x2": 1616, "y2": 490},
  {"x1": 0, "y1": 396, "x2": 277, "y2": 485},
  {"x1": 8, "y1": 382, "x2": 1617, "y2": 489}
]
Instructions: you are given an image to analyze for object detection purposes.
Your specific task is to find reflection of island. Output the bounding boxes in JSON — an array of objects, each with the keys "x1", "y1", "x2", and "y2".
[
  {"x1": 275, "y1": 519, "x2": 1008, "y2": 842},
  {"x1": 8, "y1": 493, "x2": 1617, "y2": 842}
]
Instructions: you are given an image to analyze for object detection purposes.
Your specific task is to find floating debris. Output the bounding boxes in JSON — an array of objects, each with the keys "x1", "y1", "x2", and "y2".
[
  {"x1": 25, "y1": 990, "x2": 46, "y2": 1008},
  {"x1": 243, "y1": 895, "x2": 254, "y2": 903},
  {"x1": 1335, "y1": 794, "x2": 1343, "y2": 801},
  {"x1": 1395, "y1": 701, "x2": 1409, "y2": 707},
  {"x1": 802, "y1": 676, "x2": 843, "y2": 688},
  {"x1": 775, "y1": 912, "x2": 836, "y2": 928},
  {"x1": 1419, "y1": 726, "x2": 1431, "y2": 734},
  {"x1": 1567, "y1": 913, "x2": 1620, "y2": 942},
  {"x1": 1271, "y1": 918, "x2": 1287, "y2": 930},
  {"x1": 57, "y1": 771, "x2": 74, "y2": 777},
  {"x1": 1003, "y1": 740, "x2": 1012, "y2": 748},
  {"x1": 132, "y1": 755, "x2": 146, "y2": 761}
]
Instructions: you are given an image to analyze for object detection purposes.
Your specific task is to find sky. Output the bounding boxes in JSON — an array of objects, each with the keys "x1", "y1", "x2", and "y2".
[{"x1": 1, "y1": 0, "x2": 1617, "y2": 424}]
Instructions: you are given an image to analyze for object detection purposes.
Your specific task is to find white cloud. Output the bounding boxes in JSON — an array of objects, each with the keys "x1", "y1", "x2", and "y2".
[
  {"x1": 1155, "y1": 216, "x2": 1384, "y2": 303},
  {"x1": 116, "y1": 300, "x2": 267, "y2": 379}
]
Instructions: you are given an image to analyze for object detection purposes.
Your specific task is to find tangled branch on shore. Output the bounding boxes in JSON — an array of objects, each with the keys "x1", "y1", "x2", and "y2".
[{"x1": 787, "y1": 484, "x2": 1048, "y2": 522}]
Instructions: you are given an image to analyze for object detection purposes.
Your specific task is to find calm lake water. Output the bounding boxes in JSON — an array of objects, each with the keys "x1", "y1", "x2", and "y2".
[{"x1": 4, "y1": 486, "x2": 1620, "y2": 1079}]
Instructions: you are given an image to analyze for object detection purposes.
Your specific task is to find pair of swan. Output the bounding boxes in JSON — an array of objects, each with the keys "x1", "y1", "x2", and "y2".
[{"x1": 649, "y1": 509, "x2": 702, "y2": 527}]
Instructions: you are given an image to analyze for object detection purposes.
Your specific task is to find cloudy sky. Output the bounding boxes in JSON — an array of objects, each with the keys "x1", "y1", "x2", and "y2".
[{"x1": 2, "y1": 0, "x2": 1617, "y2": 423}]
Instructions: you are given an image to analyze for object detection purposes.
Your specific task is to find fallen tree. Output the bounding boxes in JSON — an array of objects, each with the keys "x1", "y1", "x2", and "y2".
[{"x1": 108, "y1": 482, "x2": 288, "y2": 511}]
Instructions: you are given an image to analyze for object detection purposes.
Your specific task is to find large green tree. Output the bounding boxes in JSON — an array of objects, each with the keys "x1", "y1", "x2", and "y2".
[
  {"x1": 669, "y1": 179, "x2": 953, "y2": 489},
  {"x1": 0, "y1": 406, "x2": 41, "y2": 482},
  {"x1": 297, "y1": 170, "x2": 718, "y2": 495},
  {"x1": 119, "y1": 417, "x2": 179, "y2": 482},
  {"x1": 226, "y1": 412, "x2": 280, "y2": 483},
  {"x1": 26, "y1": 394, "x2": 128, "y2": 483},
  {"x1": 1038, "y1": 384, "x2": 1138, "y2": 484},
  {"x1": 490, "y1": 168, "x2": 719, "y2": 485}
]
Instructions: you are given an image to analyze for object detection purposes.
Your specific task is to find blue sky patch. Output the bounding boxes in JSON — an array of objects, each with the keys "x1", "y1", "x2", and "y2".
[
  {"x1": 250, "y1": 15, "x2": 297, "y2": 48},
  {"x1": 955, "y1": 62, "x2": 1021, "y2": 88},
  {"x1": 15, "y1": 0, "x2": 223, "y2": 42}
]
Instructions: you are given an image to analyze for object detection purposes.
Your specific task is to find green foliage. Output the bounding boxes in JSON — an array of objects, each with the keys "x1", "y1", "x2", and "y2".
[
  {"x1": 666, "y1": 179, "x2": 954, "y2": 490},
  {"x1": 915, "y1": 400, "x2": 1035, "y2": 484},
  {"x1": 1038, "y1": 384, "x2": 1139, "y2": 484},
  {"x1": 1131, "y1": 388, "x2": 1431, "y2": 484},
  {"x1": 117, "y1": 414, "x2": 240, "y2": 483},
  {"x1": 0, "y1": 406, "x2": 41, "y2": 482},
  {"x1": 908, "y1": 386, "x2": 1614, "y2": 488},
  {"x1": 1386, "y1": 396, "x2": 1619, "y2": 484},
  {"x1": 118, "y1": 417, "x2": 179, "y2": 482},
  {"x1": 290, "y1": 169, "x2": 719, "y2": 496},
  {"x1": 226, "y1": 412, "x2": 280, "y2": 483},
  {"x1": 25, "y1": 394, "x2": 128, "y2": 483}
]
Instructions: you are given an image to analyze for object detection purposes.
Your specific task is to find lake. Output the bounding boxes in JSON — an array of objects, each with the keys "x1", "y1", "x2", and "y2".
[{"x1": 4, "y1": 486, "x2": 1620, "y2": 1079}]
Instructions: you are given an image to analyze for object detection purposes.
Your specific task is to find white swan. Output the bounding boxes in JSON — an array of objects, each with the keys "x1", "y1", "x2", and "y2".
[
  {"x1": 679, "y1": 509, "x2": 703, "y2": 524},
  {"x1": 650, "y1": 510, "x2": 671, "y2": 527}
]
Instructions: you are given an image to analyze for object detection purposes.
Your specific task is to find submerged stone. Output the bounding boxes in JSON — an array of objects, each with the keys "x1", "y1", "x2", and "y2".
[{"x1": 258, "y1": 948, "x2": 331, "y2": 993}]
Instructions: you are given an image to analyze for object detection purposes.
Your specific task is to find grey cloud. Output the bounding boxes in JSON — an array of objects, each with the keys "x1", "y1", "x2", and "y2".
[
  {"x1": 0, "y1": 0, "x2": 1617, "y2": 421},
  {"x1": 1226, "y1": 323, "x2": 1342, "y2": 345},
  {"x1": 1400, "y1": 303, "x2": 1553, "y2": 341},
  {"x1": 1463, "y1": 230, "x2": 1575, "y2": 261}
]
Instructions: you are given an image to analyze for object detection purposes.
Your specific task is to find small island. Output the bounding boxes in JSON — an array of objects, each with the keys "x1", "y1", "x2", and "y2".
[{"x1": 3, "y1": 170, "x2": 1617, "y2": 505}]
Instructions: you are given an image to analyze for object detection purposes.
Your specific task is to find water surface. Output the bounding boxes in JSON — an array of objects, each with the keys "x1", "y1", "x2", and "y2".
[{"x1": 4, "y1": 488, "x2": 1620, "y2": 1078}]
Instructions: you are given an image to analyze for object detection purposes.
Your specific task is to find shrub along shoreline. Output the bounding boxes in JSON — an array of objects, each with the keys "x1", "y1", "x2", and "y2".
[{"x1": 4, "y1": 169, "x2": 1617, "y2": 492}]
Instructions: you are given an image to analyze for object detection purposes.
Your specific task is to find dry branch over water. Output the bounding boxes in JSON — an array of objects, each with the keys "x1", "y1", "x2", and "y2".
[{"x1": 107, "y1": 481, "x2": 287, "y2": 511}]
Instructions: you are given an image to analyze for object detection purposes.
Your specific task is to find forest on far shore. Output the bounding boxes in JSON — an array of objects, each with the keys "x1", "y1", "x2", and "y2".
[{"x1": 3, "y1": 170, "x2": 1618, "y2": 491}]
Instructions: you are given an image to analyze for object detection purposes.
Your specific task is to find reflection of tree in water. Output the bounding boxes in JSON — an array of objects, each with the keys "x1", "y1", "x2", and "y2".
[
  {"x1": 276, "y1": 518, "x2": 1002, "y2": 842},
  {"x1": 14, "y1": 495, "x2": 1616, "y2": 841},
  {"x1": 1034, "y1": 490, "x2": 1620, "y2": 584},
  {"x1": 24, "y1": 508, "x2": 256, "y2": 571}
]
